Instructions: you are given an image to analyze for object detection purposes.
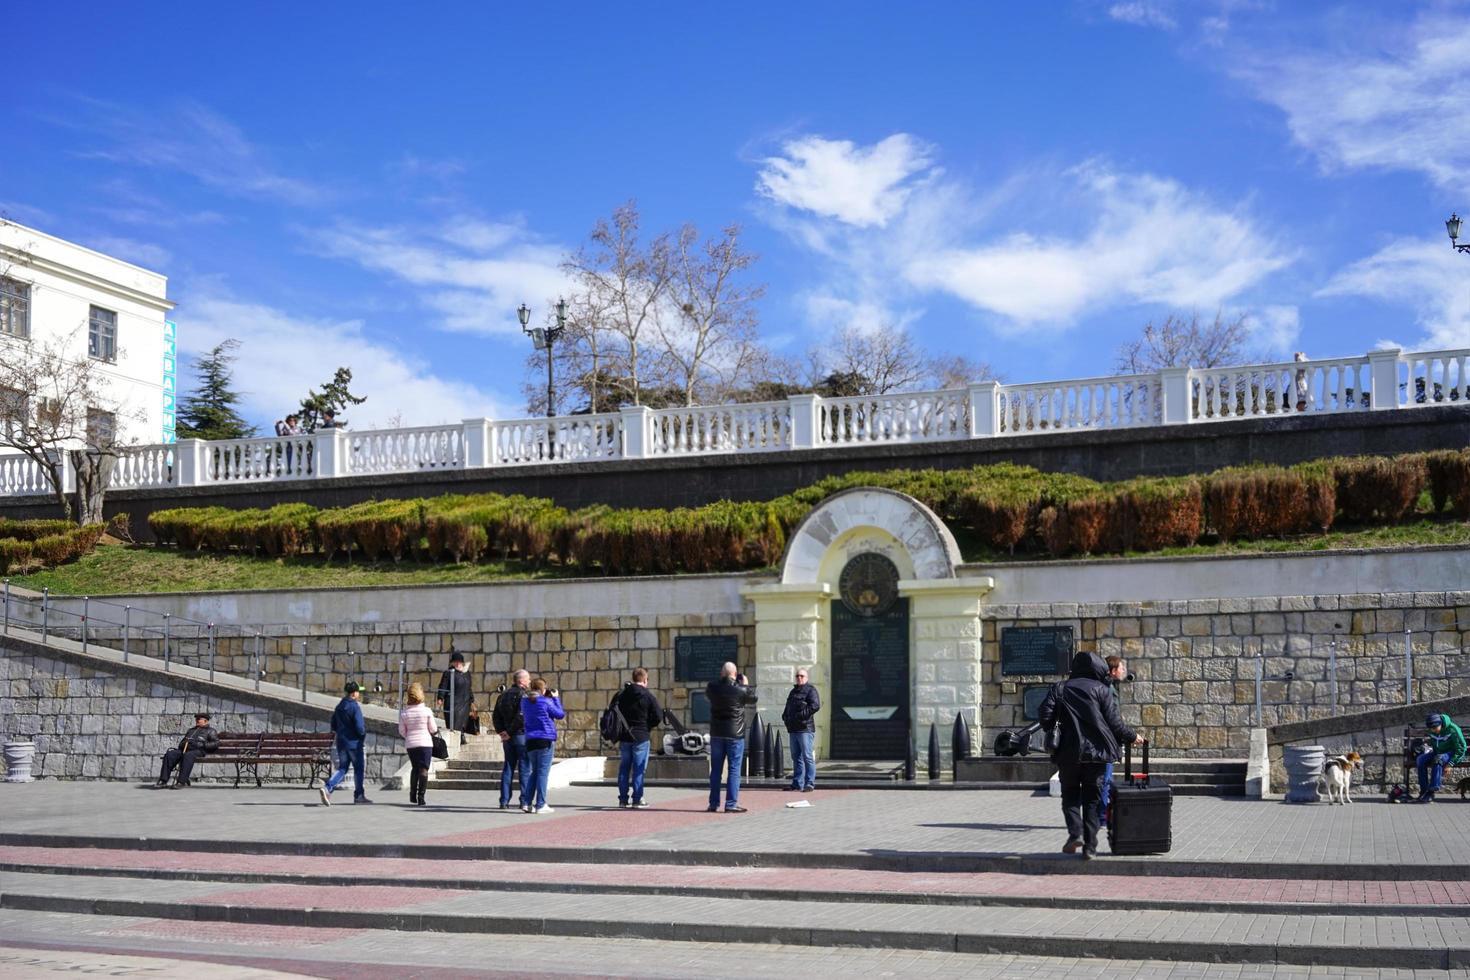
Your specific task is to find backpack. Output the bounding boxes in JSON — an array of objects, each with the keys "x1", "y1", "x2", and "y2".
[{"x1": 600, "y1": 692, "x2": 630, "y2": 743}]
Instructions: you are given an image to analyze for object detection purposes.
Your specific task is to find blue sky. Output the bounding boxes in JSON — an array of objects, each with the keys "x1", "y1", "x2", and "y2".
[{"x1": 5, "y1": 2, "x2": 1470, "y2": 429}]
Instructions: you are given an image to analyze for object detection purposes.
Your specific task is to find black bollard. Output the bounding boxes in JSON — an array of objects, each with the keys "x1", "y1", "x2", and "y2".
[
  {"x1": 927, "y1": 723, "x2": 941, "y2": 780},
  {"x1": 952, "y1": 712, "x2": 972, "y2": 761},
  {"x1": 763, "y1": 724, "x2": 776, "y2": 778},
  {"x1": 747, "y1": 714, "x2": 765, "y2": 781},
  {"x1": 773, "y1": 731, "x2": 785, "y2": 781},
  {"x1": 904, "y1": 729, "x2": 917, "y2": 781}
]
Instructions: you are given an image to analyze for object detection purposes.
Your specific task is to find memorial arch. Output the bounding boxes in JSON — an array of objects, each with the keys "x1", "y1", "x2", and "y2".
[{"x1": 742, "y1": 488, "x2": 994, "y2": 761}]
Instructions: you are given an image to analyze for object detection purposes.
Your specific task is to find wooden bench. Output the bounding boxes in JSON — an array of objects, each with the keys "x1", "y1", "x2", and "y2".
[{"x1": 196, "y1": 733, "x2": 336, "y2": 788}]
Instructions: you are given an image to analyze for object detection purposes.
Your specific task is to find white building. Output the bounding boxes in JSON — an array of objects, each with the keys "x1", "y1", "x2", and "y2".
[{"x1": 0, "y1": 221, "x2": 177, "y2": 447}]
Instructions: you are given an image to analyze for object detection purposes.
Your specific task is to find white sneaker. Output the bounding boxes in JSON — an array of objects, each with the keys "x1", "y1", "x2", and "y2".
[
  {"x1": 319, "y1": 787, "x2": 331, "y2": 807},
  {"x1": 521, "y1": 805, "x2": 533, "y2": 813},
  {"x1": 534, "y1": 805, "x2": 554, "y2": 814}
]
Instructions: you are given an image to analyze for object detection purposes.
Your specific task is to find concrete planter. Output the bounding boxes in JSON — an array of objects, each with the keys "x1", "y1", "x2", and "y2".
[
  {"x1": 3, "y1": 741, "x2": 36, "y2": 783},
  {"x1": 1283, "y1": 744, "x2": 1324, "y2": 803}
]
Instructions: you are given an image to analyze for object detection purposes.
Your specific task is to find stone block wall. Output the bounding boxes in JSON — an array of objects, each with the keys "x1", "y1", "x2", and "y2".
[
  {"x1": 91, "y1": 614, "x2": 757, "y2": 755},
  {"x1": 0, "y1": 634, "x2": 402, "y2": 783},
  {"x1": 984, "y1": 591, "x2": 1470, "y2": 756}
]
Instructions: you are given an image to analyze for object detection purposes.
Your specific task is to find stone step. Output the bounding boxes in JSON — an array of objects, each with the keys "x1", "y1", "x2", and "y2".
[{"x1": 0, "y1": 870, "x2": 1465, "y2": 969}]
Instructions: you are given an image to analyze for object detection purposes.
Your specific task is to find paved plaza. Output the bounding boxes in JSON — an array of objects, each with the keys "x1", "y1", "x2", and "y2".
[{"x1": 0, "y1": 782, "x2": 1467, "y2": 977}]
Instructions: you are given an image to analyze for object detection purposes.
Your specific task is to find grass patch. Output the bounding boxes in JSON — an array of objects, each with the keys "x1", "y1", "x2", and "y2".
[{"x1": 10, "y1": 516, "x2": 1467, "y2": 595}]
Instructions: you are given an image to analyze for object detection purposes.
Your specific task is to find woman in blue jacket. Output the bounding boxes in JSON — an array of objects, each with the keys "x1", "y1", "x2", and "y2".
[{"x1": 519, "y1": 677, "x2": 565, "y2": 814}]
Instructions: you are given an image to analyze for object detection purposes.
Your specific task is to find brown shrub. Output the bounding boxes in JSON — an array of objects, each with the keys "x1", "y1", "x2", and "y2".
[
  {"x1": 1422, "y1": 450, "x2": 1470, "y2": 516},
  {"x1": 1334, "y1": 456, "x2": 1426, "y2": 523}
]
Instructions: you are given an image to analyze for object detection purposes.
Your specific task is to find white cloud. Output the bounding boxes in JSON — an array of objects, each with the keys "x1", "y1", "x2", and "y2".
[
  {"x1": 1108, "y1": 2, "x2": 1176, "y2": 30},
  {"x1": 70, "y1": 99, "x2": 325, "y2": 206},
  {"x1": 1246, "y1": 304, "x2": 1301, "y2": 356},
  {"x1": 177, "y1": 291, "x2": 517, "y2": 429},
  {"x1": 902, "y1": 165, "x2": 1292, "y2": 327},
  {"x1": 803, "y1": 294, "x2": 920, "y2": 336},
  {"x1": 1234, "y1": 15, "x2": 1470, "y2": 190},
  {"x1": 1317, "y1": 240, "x2": 1470, "y2": 351},
  {"x1": 756, "y1": 134, "x2": 936, "y2": 228},
  {"x1": 306, "y1": 219, "x2": 570, "y2": 336},
  {"x1": 84, "y1": 235, "x2": 173, "y2": 271}
]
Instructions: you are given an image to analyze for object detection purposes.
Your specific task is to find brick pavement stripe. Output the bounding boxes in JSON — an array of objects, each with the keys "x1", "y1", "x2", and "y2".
[
  {"x1": 2, "y1": 870, "x2": 1468, "y2": 969},
  {"x1": 0, "y1": 846, "x2": 1466, "y2": 914}
]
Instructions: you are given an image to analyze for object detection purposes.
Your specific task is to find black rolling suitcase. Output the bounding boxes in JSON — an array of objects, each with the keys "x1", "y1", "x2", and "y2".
[{"x1": 1107, "y1": 739, "x2": 1172, "y2": 854}]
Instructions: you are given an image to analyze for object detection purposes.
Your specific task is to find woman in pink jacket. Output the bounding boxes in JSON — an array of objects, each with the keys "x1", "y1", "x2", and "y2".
[{"x1": 399, "y1": 682, "x2": 439, "y2": 807}]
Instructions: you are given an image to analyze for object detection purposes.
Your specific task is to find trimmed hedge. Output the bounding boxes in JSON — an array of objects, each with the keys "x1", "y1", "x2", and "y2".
[
  {"x1": 145, "y1": 450, "x2": 1470, "y2": 572},
  {"x1": 0, "y1": 522, "x2": 106, "y2": 575}
]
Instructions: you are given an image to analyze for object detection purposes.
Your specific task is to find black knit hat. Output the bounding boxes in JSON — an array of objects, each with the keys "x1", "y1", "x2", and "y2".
[
  {"x1": 194, "y1": 711, "x2": 210, "y2": 720},
  {"x1": 449, "y1": 651, "x2": 465, "y2": 665},
  {"x1": 1427, "y1": 713, "x2": 1445, "y2": 728}
]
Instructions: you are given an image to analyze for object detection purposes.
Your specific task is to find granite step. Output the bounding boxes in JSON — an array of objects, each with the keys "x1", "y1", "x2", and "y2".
[{"x1": 0, "y1": 870, "x2": 1465, "y2": 969}]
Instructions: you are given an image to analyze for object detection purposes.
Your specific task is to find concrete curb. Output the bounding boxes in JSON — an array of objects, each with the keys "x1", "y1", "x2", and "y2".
[
  {"x1": 0, "y1": 889, "x2": 1462, "y2": 969},
  {"x1": 0, "y1": 860, "x2": 1461, "y2": 918},
  {"x1": 3, "y1": 832, "x2": 1466, "y2": 881}
]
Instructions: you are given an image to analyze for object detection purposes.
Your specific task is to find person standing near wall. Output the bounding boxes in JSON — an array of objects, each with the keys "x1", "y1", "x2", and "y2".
[
  {"x1": 706, "y1": 662, "x2": 757, "y2": 813},
  {"x1": 492, "y1": 669, "x2": 530, "y2": 811},
  {"x1": 398, "y1": 682, "x2": 439, "y2": 808},
  {"x1": 520, "y1": 678, "x2": 565, "y2": 814},
  {"x1": 614, "y1": 667, "x2": 663, "y2": 809},
  {"x1": 436, "y1": 651, "x2": 472, "y2": 746},
  {"x1": 782, "y1": 669, "x2": 820, "y2": 793},
  {"x1": 1099, "y1": 655, "x2": 1128, "y2": 827},
  {"x1": 320, "y1": 681, "x2": 370, "y2": 806}
]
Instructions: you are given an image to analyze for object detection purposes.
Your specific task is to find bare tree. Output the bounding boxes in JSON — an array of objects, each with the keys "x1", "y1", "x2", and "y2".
[
  {"x1": 927, "y1": 353, "x2": 1001, "y2": 389},
  {"x1": 558, "y1": 202, "x2": 673, "y2": 409},
  {"x1": 809, "y1": 324, "x2": 928, "y2": 395},
  {"x1": 657, "y1": 222, "x2": 766, "y2": 407},
  {"x1": 0, "y1": 328, "x2": 144, "y2": 523},
  {"x1": 1114, "y1": 311, "x2": 1251, "y2": 374}
]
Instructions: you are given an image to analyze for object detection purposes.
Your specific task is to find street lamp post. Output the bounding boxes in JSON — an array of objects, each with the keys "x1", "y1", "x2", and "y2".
[
  {"x1": 1447, "y1": 214, "x2": 1470, "y2": 254},
  {"x1": 518, "y1": 299, "x2": 568, "y2": 459}
]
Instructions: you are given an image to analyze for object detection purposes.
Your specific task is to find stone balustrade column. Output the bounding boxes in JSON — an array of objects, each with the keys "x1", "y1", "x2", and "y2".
[
  {"x1": 968, "y1": 381, "x2": 1000, "y2": 437},
  {"x1": 620, "y1": 405, "x2": 653, "y2": 459},
  {"x1": 1367, "y1": 347, "x2": 1402, "y2": 411},
  {"x1": 898, "y1": 576, "x2": 994, "y2": 769},
  {"x1": 741, "y1": 582, "x2": 831, "y2": 737},
  {"x1": 1158, "y1": 367, "x2": 1192, "y2": 425},
  {"x1": 788, "y1": 394, "x2": 822, "y2": 449},
  {"x1": 314, "y1": 429, "x2": 346, "y2": 478},
  {"x1": 462, "y1": 418, "x2": 491, "y2": 468},
  {"x1": 173, "y1": 439, "x2": 207, "y2": 487}
]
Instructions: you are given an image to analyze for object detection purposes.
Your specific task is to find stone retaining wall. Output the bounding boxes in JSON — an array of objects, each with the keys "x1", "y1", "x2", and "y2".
[{"x1": 0, "y1": 632, "x2": 402, "y2": 783}]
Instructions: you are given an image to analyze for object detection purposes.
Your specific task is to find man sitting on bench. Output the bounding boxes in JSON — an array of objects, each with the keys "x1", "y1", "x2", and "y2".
[
  {"x1": 1414, "y1": 712, "x2": 1467, "y2": 803},
  {"x1": 156, "y1": 711, "x2": 220, "y2": 788}
]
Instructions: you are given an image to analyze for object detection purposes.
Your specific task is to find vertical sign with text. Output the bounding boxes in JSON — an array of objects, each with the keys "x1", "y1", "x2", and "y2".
[{"x1": 161, "y1": 320, "x2": 177, "y2": 444}]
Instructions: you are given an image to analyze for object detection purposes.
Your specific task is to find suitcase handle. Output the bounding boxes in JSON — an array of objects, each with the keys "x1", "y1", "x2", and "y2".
[{"x1": 1123, "y1": 737, "x2": 1150, "y2": 788}]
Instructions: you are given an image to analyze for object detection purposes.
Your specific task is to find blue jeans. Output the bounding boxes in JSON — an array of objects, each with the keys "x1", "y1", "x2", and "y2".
[
  {"x1": 324, "y1": 740, "x2": 365, "y2": 799},
  {"x1": 618, "y1": 740, "x2": 651, "y2": 804},
  {"x1": 524, "y1": 744, "x2": 554, "y2": 809},
  {"x1": 789, "y1": 730, "x2": 815, "y2": 789},
  {"x1": 709, "y1": 736, "x2": 745, "y2": 809},
  {"x1": 1100, "y1": 762, "x2": 1114, "y2": 826},
  {"x1": 1417, "y1": 750, "x2": 1450, "y2": 795},
  {"x1": 500, "y1": 734, "x2": 527, "y2": 807}
]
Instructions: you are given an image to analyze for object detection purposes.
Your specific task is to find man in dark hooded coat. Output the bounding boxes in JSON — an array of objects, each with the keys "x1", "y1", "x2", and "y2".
[{"x1": 1038, "y1": 651, "x2": 1143, "y2": 859}]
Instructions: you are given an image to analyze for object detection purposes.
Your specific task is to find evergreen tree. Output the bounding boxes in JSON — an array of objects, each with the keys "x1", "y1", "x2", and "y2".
[
  {"x1": 299, "y1": 367, "x2": 368, "y2": 431},
  {"x1": 176, "y1": 339, "x2": 256, "y2": 440}
]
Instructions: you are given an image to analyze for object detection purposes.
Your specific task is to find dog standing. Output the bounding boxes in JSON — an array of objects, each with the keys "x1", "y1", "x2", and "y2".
[{"x1": 1319, "y1": 752, "x2": 1362, "y2": 804}]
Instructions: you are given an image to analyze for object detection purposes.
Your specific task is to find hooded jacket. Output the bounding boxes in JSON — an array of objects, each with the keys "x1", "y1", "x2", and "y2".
[
  {"x1": 1429, "y1": 714, "x2": 1468, "y2": 764},
  {"x1": 1037, "y1": 652, "x2": 1136, "y2": 764}
]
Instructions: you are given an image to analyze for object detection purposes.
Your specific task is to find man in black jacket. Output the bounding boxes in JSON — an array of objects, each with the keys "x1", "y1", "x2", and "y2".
[
  {"x1": 491, "y1": 669, "x2": 529, "y2": 810},
  {"x1": 436, "y1": 651, "x2": 472, "y2": 745},
  {"x1": 156, "y1": 711, "x2": 220, "y2": 788},
  {"x1": 614, "y1": 667, "x2": 663, "y2": 808},
  {"x1": 782, "y1": 669, "x2": 820, "y2": 793},
  {"x1": 1038, "y1": 652, "x2": 1143, "y2": 859},
  {"x1": 706, "y1": 662, "x2": 758, "y2": 813}
]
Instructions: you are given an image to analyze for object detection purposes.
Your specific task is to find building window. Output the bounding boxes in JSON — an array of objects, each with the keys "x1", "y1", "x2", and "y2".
[
  {"x1": 0, "y1": 386, "x2": 27, "y2": 440},
  {"x1": 87, "y1": 408, "x2": 116, "y2": 448},
  {"x1": 89, "y1": 305, "x2": 117, "y2": 362},
  {"x1": 0, "y1": 277, "x2": 28, "y2": 339}
]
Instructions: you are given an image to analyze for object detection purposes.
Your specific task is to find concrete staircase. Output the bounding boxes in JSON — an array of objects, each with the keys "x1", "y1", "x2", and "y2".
[{"x1": 431, "y1": 733, "x2": 505, "y2": 791}]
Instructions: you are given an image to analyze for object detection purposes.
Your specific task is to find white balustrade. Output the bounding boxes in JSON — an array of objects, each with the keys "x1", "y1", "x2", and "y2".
[
  {"x1": 108, "y1": 444, "x2": 175, "y2": 490},
  {"x1": 649, "y1": 401, "x2": 791, "y2": 456},
  {"x1": 999, "y1": 375, "x2": 1156, "y2": 433},
  {"x1": 1398, "y1": 349, "x2": 1469, "y2": 407},
  {"x1": 817, "y1": 390, "x2": 969, "y2": 445},
  {"x1": 488, "y1": 413, "x2": 624, "y2": 465},
  {"x1": 0, "y1": 452, "x2": 54, "y2": 496},
  {"x1": 345, "y1": 425, "x2": 463, "y2": 475},
  {"x1": 200, "y1": 436, "x2": 314, "y2": 484},
  {"x1": 1, "y1": 347, "x2": 1466, "y2": 500},
  {"x1": 1189, "y1": 356, "x2": 1372, "y2": 420}
]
